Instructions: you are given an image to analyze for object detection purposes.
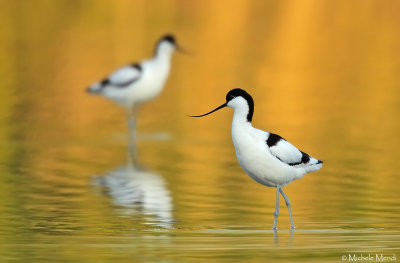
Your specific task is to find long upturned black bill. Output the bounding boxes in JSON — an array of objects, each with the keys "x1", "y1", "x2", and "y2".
[
  {"x1": 176, "y1": 44, "x2": 192, "y2": 55},
  {"x1": 189, "y1": 103, "x2": 227, "y2": 117}
]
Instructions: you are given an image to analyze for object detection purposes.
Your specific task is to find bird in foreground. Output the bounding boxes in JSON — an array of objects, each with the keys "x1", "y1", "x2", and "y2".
[
  {"x1": 87, "y1": 34, "x2": 183, "y2": 159},
  {"x1": 189, "y1": 88, "x2": 323, "y2": 229}
]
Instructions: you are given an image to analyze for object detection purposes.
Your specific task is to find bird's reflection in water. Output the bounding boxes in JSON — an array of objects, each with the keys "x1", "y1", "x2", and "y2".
[
  {"x1": 93, "y1": 163, "x2": 173, "y2": 228},
  {"x1": 274, "y1": 228, "x2": 295, "y2": 245}
]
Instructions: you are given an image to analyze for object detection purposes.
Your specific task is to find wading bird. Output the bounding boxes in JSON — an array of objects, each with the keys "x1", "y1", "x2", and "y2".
[
  {"x1": 190, "y1": 89, "x2": 323, "y2": 229},
  {"x1": 87, "y1": 34, "x2": 183, "y2": 159}
]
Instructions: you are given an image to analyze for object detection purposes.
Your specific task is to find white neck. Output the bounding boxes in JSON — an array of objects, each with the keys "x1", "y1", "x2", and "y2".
[
  {"x1": 156, "y1": 49, "x2": 173, "y2": 60},
  {"x1": 232, "y1": 108, "x2": 252, "y2": 128},
  {"x1": 231, "y1": 108, "x2": 253, "y2": 152},
  {"x1": 154, "y1": 41, "x2": 175, "y2": 61}
]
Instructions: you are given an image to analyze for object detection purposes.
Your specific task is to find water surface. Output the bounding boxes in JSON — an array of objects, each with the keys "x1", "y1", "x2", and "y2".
[{"x1": 0, "y1": 1, "x2": 399, "y2": 262}]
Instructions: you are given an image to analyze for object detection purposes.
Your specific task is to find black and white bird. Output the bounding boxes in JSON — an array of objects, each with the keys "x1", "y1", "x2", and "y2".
[
  {"x1": 87, "y1": 34, "x2": 183, "y2": 159},
  {"x1": 87, "y1": 34, "x2": 181, "y2": 110},
  {"x1": 190, "y1": 89, "x2": 323, "y2": 229},
  {"x1": 93, "y1": 164, "x2": 173, "y2": 228}
]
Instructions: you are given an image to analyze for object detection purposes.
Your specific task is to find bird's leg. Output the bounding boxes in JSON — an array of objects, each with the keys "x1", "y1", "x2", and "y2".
[
  {"x1": 273, "y1": 187, "x2": 280, "y2": 229},
  {"x1": 279, "y1": 188, "x2": 295, "y2": 229},
  {"x1": 273, "y1": 228, "x2": 279, "y2": 244},
  {"x1": 289, "y1": 227, "x2": 294, "y2": 243},
  {"x1": 127, "y1": 106, "x2": 138, "y2": 165}
]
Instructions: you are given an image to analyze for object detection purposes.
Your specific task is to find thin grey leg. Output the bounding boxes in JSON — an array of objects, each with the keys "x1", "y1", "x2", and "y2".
[
  {"x1": 273, "y1": 187, "x2": 280, "y2": 229},
  {"x1": 279, "y1": 188, "x2": 295, "y2": 229},
  {"x1": 289, "y1": 227, "x2": 294, "y2": 245},
  {"x1": 273, "y1": 228, "x2": 279, "y2": 244},
  {"x1": 127, "y1": 107, "x2": 138, "y2": 165}
]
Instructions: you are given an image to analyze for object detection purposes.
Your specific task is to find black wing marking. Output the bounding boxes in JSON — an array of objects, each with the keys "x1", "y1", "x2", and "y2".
[
  {"x1": 266, "y1": 132, "x2": 314, "y2": 167},
  {"x1": 106, "y1": 63, "x2": 143, "y2": 88}
]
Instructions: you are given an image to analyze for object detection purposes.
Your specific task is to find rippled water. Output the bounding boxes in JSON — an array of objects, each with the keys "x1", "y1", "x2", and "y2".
[{"x1": 1, "y1": 1, "x2": 400, "y2": 262}]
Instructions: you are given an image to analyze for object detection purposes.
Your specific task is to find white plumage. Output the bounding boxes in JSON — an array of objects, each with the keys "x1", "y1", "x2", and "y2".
[
  {"x1": 87, "y1": 34, "x2": 180, "y2": 109},
  {"x1": 87, "y1": 34, "x2": 182, "y2": 160},
  {"x1": 93, "y1": 164, "x2": 173, "y2": 228},
  {"x1": 232, "y1": 126, "x2": 321, "y2": 188},
  {"x1": 107, "y1": 66, "x2": 141, "y2": 88},
  {"x1": 190, "y1": 88, "x2": 323, "y2": 229}
]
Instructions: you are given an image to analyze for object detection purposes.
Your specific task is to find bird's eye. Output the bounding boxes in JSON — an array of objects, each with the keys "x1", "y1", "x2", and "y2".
[{"x1": 229, "y1": 95, "x2": 235, "y2": 99}]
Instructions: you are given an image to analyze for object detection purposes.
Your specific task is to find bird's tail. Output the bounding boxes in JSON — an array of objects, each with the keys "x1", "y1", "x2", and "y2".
[
  {"x1": 86, "y1": 82, "x2": 103, "y2": 94},
  {"x1": 305, "y1": 159, "x2": 323, "y2": 173}
]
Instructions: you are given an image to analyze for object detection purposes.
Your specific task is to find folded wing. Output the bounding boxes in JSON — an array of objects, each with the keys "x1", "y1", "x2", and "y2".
[
  {"x1": 266, "y1": 133, "x2": 322, "y2": 171},
  {"x1": 87, "y1": 64, "x2": 142, "y2": 93},
  {"x1": 108, "y1": 64, "x2": 142, "y2": 87}
]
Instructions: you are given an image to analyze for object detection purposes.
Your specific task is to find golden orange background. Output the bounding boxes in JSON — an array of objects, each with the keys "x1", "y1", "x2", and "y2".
[{"x1": 0, "y1": 1, "x2": 399, "y2": 261}]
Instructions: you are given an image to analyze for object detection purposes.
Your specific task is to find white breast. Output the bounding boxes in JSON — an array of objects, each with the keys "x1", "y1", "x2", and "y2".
[
  {"x1": 94, "y1": 54, "x2": 172, "y2": 109},
  {"x1": 232, "y1": 123, "x2": 303, "y2": 187},
  {"x1": 139, "y1": 59, "x2": 171, "y2": 98}
]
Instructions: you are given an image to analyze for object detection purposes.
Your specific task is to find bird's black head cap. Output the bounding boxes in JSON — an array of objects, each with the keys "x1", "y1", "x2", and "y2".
[
  {"x1": 189, "y1": 88, "x2": 254, "y2": 122},
  {"x1": 226, "y1": 88, "x2": 254, "y2": 122},
  {"x1": 160, "y1": 34, "x2": 176, "y2": 45}
]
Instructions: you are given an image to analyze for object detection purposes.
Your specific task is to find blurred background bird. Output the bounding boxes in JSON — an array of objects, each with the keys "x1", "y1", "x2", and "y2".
[{"x1": 87, "y1": 34, "x2": 183, "y2": 160}]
